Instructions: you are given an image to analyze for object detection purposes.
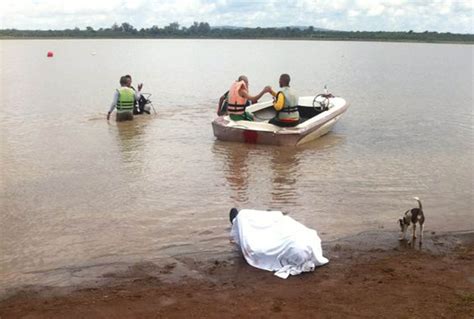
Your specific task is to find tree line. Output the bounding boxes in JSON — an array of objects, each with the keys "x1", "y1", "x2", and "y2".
[{"x1": 1, "y1": 22, "x2": 472, "y2": 43}]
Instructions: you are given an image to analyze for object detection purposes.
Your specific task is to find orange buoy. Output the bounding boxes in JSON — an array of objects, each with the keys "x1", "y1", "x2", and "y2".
[{"x1": 47, "y1": 51, "x2": 54, "y2": 57}]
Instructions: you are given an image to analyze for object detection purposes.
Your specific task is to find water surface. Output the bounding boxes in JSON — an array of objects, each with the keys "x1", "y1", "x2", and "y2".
[{"x1": 0, "y1": 39, "x2": 472, "y2": 293}]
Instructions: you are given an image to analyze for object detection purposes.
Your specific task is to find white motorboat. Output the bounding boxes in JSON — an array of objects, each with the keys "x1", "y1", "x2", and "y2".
[{"x1": 212, "y1": 93, "x2": 349, "y2": 146}]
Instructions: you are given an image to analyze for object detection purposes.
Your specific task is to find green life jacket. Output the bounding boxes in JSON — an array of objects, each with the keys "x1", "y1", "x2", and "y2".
[
  {"x1": 278, "y1": 87, "x2": 299, "y2": 122},
  {"x1": 116, "y1": 87, "x2": 135, "y2": 112}
]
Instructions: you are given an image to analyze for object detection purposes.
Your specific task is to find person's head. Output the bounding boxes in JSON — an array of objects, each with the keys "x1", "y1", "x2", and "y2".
[
  {"x1": 119, "y1": 76, "x2": 128, "y2": 87},
  {"x1": 229, "y1": 207, "x2": 239, "y2": 224},
  {"x1": 237, "y1": 75, "x2": 249, "y2": 87},
  {"x1": 124, "y1": 74, "x2": 132, "y2": 87},
  {"x1": 279, "y1": 73, "x2": 290, "y2": 88}
]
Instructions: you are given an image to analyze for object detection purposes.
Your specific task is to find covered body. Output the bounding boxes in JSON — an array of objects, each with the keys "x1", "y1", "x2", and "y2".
[{"x1": 230, "y1": 209, "x2": 329, "y2": 279}]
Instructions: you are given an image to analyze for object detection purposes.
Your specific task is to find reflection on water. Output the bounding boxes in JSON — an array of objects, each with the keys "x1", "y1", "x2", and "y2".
[
  {"x1": 0, "y1": 39, "x2": 472, "y2": 295},
  {"x1": 113, "y1": 119, "x2": 149, "y2": 164},
  {"x1": 270, "y1": 148, "x2": 300, "y2": 206},
  {"x1": 212, "y1": 132, "x2": 347, "y2": 211},
  {"x1": 213, "y1": 143, "x2": 251, "y2": 203}
]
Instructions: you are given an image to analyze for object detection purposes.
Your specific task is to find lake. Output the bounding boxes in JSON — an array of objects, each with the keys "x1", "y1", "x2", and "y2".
[{"x1": 0, "y1": 39, "x2": 472, "y2": 295}]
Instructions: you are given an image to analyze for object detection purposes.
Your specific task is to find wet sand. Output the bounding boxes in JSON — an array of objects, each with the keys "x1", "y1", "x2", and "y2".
[{"x1": 1, "y1": 231, "x2": 473, "y2": 318}]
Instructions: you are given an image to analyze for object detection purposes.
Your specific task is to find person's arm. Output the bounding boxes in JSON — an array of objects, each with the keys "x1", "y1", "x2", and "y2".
[
  {"x1": 273, "y1": 92, "x2": 285, "y2": 112},
  {"x1": 217, "y1": 91, "x2": 228, "y2": 115},
  {"x1": 134, "y1": 90, "x2": 142, "y2": 100},
  {"x1": 217, "y1": 95, "x2": 225, "y2": 114},
  {"x1": 135, "y1": 83, "x2": 143, "y2": 100},
  {"x1": 240, "y1": 86, "x2": 271, "y2": 103},
  {"x1": 107, "y1": 90, "x2": 119, "y2": 120}
]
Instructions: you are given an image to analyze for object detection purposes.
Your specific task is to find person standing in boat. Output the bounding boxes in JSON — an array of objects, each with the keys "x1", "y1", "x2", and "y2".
[
  {"x1": 268, "y1": 74, "x2": 300, "y2": 127},
  {"x1": 107, "y1": 76, "x2": 142, "y2": 122},
  {"x1": 226, "y1": 75, "x2": 271, "y2": 121}
]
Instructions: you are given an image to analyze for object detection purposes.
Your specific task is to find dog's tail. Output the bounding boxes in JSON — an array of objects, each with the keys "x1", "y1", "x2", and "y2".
[{"x1": 413, "y1": 196, "x2": 422, "y2": 210}]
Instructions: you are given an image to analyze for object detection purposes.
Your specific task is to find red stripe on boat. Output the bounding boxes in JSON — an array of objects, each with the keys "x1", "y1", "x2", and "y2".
[{"x1": 243, "y1": 130, "x2": 258, "y2": 144}]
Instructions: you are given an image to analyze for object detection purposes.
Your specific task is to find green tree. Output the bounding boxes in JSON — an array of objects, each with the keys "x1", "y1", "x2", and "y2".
[
  {"x1": 111, "y1": 23, "x2": 120, "y2": 31},
  {"x1": 198, "y1": 22, "x2": 211, "y2": 34},
  {"x1": 120, "y1": 22, "x2": 135, "y2": 33}
]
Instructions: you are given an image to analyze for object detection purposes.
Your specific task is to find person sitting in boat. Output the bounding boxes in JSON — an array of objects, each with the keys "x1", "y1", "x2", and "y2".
[
  {"x1": 107, "y1": 76, "x2": 142, "y2": 122},
  {"x1": 268, "y1": 74, "x2": 300, "y2": 127},
  {"x1": 217, "y1": 88, "x2": 253, "y2": 116},
  {"x1": 226, "y1": 75, "x2": 271, "y2": 121},
  {"x1": 124, "y1": 74, "x2": 149, "y2": 115}
]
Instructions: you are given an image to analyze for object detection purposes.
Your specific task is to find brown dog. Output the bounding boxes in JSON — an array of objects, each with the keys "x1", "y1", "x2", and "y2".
[{"x1": 399, "y1": 197, "x2": 425, "y2": 244}]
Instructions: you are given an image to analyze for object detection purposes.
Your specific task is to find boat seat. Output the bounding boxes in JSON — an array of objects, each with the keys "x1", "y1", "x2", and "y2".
[
  {"x1": 252, "y1": 105, "x2": 325, "y2": 123},
  {"x1": 298, "y1": 105, "x2": 325, "y2": 119}
]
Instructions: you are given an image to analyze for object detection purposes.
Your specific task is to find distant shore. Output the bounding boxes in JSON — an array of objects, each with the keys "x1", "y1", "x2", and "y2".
[
  {"x1": 2, "y1": 24, "x2": 473, "y2": 45},
  {"x1": 1, "y1": 230, "x2": 473, "y2": 318},
  {"x1": 1, "y1": 36, "x2": 473, "y2": 45}
]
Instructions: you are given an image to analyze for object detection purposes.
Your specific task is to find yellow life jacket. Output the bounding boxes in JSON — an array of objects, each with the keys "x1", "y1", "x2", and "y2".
[
  {"x1": 116, "y1": 87, "x2": 135, "y2": 112},
  {"x1": 275, "y1": 87, "x2": 299, "y2": 122}
]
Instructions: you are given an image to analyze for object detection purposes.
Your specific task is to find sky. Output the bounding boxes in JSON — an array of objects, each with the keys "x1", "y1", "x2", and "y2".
[{"x1": 0, "y1": 0, "x2": 473, "y2": 33}]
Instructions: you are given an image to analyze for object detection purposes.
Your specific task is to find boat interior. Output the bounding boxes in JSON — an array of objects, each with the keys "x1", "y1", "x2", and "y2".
[{"x1": 251, "y1": 105, "x2": 326, "y2": 124}]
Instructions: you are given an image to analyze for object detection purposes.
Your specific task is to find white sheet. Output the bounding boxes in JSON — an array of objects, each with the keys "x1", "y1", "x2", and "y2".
[{"x1": 230, "y1": 209, "x2": 329, "y2": 279}]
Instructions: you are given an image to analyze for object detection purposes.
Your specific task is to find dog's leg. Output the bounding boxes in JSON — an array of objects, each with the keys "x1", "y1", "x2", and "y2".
[
  {"x1": 399, "y1": 225, "x2": 407, "y2": 241},
  {"x1": 419, "y1": 223, "x2": 424, "y2": 243},
  {"x1": 412, "y1": 223, "x2": 417, "y2": 240}
]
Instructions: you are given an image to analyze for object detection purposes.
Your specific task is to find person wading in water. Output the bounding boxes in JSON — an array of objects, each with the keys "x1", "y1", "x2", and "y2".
[{"x1": 107, "y1": 76, "x2": 143, "y2": 122}]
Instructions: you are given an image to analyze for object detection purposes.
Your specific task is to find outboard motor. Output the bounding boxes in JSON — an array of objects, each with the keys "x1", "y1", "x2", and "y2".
[{"x1": 135, "y1": 93, "x2": 156, "y2": 114}]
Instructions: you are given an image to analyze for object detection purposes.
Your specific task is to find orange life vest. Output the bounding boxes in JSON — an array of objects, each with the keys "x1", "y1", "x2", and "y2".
[{"x1": 227, "y1": 81, "x2": 248, "y2": 115}]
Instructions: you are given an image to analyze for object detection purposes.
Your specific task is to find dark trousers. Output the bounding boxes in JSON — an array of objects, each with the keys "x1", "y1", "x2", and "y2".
[
  {"x1": 269, "y1": 117, "x2": 299, "y2": 127},
  {"x1": 116, "y1": 111, "x2": 134, "y2": 122}
]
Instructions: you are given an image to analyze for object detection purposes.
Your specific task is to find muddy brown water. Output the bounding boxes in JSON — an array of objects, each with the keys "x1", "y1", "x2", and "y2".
[{"x1": 0, "y1": 39, "x2": 472, "y2": 295}]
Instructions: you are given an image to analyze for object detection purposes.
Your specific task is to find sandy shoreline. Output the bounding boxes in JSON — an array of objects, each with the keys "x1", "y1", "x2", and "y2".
[{"x1": 1, "y1": 230, "x2": 473, "y2": 318}]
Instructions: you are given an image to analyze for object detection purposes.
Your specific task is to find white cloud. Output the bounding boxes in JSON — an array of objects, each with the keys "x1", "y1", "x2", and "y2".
[
  {"x1": 347, "y1": 9, "x2": 360, "y2": 17},
  {"x1": 0, "y1": 0, "x2": 472, "y2": 33},
  {"x1": 367, "y1": 4, "x2": 385, "y2": 16}
]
